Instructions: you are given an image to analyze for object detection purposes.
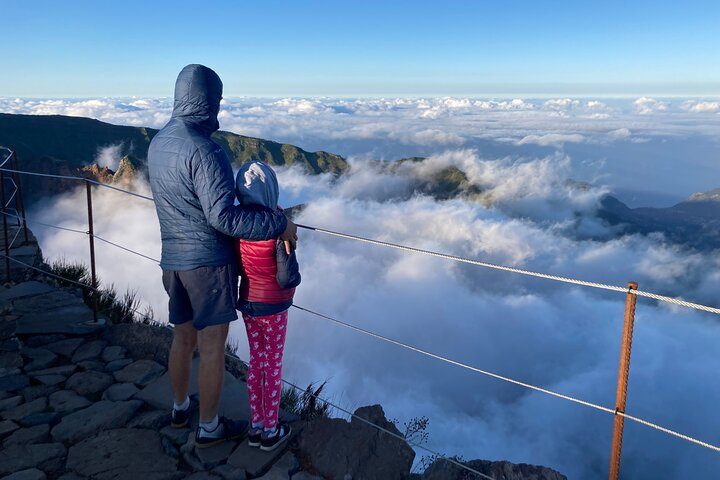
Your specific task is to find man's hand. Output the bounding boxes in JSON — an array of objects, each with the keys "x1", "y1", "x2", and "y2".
[{"x1": 279, "y1": 218, "x2": 298, "y2": 254}]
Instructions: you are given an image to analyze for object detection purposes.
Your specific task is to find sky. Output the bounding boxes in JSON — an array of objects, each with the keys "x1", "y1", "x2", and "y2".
[{"x1": 2, "y1": 0, "x2": 720, "y2": 96}]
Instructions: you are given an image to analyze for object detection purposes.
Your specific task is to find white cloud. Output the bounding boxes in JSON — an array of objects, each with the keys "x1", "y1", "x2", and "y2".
[
  {"x1": 633, "y1": 97, "x2": 668, "y2": 115},
  {"x1": 94, "y1": 143, "x2": 124, "y2": 170},
  {"x1": 517, "y1": 133, "x2": 586, "y2": 146},
  {"x1": 608, "y1": 127, "x2": 632, "y2": 138},
  {"x1": 544, "y1": 98, "x2": 581, "y2": 110},
  {"x1": 683, "y1": 101, "x2": 720, "y2": 113}
]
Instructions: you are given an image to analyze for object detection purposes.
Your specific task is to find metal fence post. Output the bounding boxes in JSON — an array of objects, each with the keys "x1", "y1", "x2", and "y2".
[
  {"x1": 608, "y1": 281, "x2": 638, "y2": 480},
  {"x1": 86, "y1": 180, "x2": 99, "y2": 322},
  {"x1": 1, "y1": 169, "x2": 9, "y2": 282},
  {"x1": 11, "y1": 152, "x2": 29, "y2": 245}
]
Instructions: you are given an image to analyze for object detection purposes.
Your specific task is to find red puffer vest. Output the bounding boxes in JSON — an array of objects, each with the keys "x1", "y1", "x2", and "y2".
[{"x1": 236, "y1": 239, "x2": 295, "y2": 304}]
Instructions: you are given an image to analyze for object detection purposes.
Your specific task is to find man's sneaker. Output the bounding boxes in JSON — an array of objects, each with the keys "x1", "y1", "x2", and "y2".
[
  {"x1": 260, "y1": 424, "x2": 292, "y2": 452},
  {"x1": 247, "y1": 427, "x2": 263, "y2": 447},
  {"x1": 195, "y1": 416, "x2": 248, "y2": 449},
  {"x1": 171, "y1": 396, "x2": 197, "y2": 428}
]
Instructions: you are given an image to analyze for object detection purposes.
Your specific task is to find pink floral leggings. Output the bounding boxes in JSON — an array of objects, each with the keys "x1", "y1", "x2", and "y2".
[{"x1": 242, "y1": 310, "x2": 288, "y2": 430}]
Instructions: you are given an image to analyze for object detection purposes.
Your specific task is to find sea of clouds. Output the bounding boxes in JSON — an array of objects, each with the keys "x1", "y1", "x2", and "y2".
[{"x1": 3, "y1": 96, "x2": 720, "y2": 478}]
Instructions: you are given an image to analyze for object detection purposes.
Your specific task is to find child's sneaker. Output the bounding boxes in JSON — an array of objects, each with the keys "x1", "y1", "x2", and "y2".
[
  {"x1": 247, "y1": 427, "x2": 263, "y2": 447},
  {"x1": 260, "y1": 424, "x2": 292, "y2": 452}
]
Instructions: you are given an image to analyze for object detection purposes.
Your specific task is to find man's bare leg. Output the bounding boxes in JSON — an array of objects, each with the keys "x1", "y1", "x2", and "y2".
[
  {"x1": 197, "y1": 322, "x2": 229, "y2": 422},
  {"x1": 169, "y1": 321, "x2": 198, "y2": 405}
]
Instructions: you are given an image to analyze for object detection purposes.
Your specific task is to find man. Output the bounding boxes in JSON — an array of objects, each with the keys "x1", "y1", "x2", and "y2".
[{"x1": 148, "y1": 64, "x2": 297, "y2": 448}]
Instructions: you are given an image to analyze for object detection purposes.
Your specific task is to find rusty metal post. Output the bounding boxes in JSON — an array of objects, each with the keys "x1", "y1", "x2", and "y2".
[
  {"x1": 11, "y1": 152, "x2": 29, "y2": 245},
  {"x1": 86, "y1": 180, "x2": 99, "y2": 322},
  {"x1": 1, "y1": 170, "x2": 9, "y2": 282},
  {"x1": 608, "y1": 281, "x2": 638, "y2": 480}
]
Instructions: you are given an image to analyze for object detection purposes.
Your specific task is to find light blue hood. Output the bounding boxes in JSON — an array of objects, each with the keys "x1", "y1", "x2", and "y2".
[{"x1": 236, "y1": 161, "x2": 280, "y2": 210}]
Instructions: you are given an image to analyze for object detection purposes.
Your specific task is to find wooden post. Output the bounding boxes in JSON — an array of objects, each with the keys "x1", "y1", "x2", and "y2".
[
  {"x1": 1, "y1": 170, "x2": 9, "y2": 282},
  {"x1": 608, "y1": 281, "x2": 638, "y2": 480},
  {"x1": 86, "y1": 180, "x2": 99, "y2": 322}
]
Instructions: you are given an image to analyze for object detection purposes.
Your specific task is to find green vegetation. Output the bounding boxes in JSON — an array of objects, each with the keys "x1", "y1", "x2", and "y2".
[
  {"x1": 280, "y1": 381, "x2": 332, "y2": 420},
  {"x1": 47, "y1": 258, "x2": 154, "y2": 325},
  {"x1": 393, "y1": 157, "x2": 480, "y2": 200}
]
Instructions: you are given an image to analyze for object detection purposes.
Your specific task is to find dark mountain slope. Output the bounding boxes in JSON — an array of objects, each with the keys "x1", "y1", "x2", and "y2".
[
  {"x1": 0, "y1": 113, "x2": 347, "y2": 202},
  {"x1": 598, "y1": 193, "x2": 720, "y2": 249}
]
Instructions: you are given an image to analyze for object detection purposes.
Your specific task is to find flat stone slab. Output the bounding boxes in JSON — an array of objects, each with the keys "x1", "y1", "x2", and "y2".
[
  {"x1": 1, "y1": 373, "x2": 33, "y2": 392},
  {"x1": 15, "y1": 305, "x2": 101, "y2": 336},
  {"x1": 34, "y1": 374, "x2": 66, "y2": 386},
  {"x1": 0, "y1": 395, "x2": 23, "y2": 411},
  {"x1": 12, "y1": 290, "x2": 84, "y2": 314},
  {"x1": 2, "y1": 423, "x2": 49, "y2": 446},
  {"x1": 71, "y1": 340, "x2": 107, "y2": 363},
  {"x1": 101, "y1": 345, "x2": 126, "y2": 363},
  {"x1": 20, "y1": 347, "x2": 57, "y2": 371},
  {"x1": 212, "y1": 464, "x2": 248, "y2": 480},
  {"x1": 65, "y1": 370, "x2": 114, "y2": 398},
  {"x1": 0, "y1": 351, "x2": 23, "y2": 369},
  {"x1": 114, "y1": 359, "x2": 166, "y2": 387},
  {"x1": 19, "y1": 412, "x2": 61, "y2": 428},
  {"x1": 2, "y1": 397, "x2": 47, "y2": 421},
  {"x1": 0, "y1": 281, "x2": 55, "y2": 303},
  {"x1": 48, "y1": 390, "x2": 92, "y2": 414},
  {"x1": 102, "y1": 382, "x2": 139, "y2": 401},
  {"x1": 2, "y1": 468, "x2": 48, "y2": 480},
  {"x1": 179, "y1": 432, "x2": 237, "y2": 471},
  {"x1": 29, "y1": 364, "x2": 77, "y2": 377},
  {"x1": 0, "y1": 419, "x2": 19, "y2": 439},
  {"x1": 20, "y1": 384, "x2": 60, "y2": 402},
  {"x1": 227, "y1": 430, "x2": 298, "y2": 477},
  {"x1": 135, "y1": 357, "x2": 250, "y2": 423},
  {"x1": 51, "y1": 400, "x2": 143, "y2": 444},
  {"x1": 23, "y1": 335, "x2": 66, "y2": 348},
  {"x1": 127, "y1": 409, "x2": 171, "y2": 430},
  {"x1": 105, "y1": 358, "x2": 132, "y2": 372},
  {"x1": 66, "y1": 428, "x2": 180, "y2": 480},
  {"x1": 45, "y1": 338, "x2": 84, "y2": 357},
  {"x1": 159, "y1": 425, "x2": 191, "y2": 446},
  {"x1": 0, "y1": 442, "x2": 66, "y2": 475}
]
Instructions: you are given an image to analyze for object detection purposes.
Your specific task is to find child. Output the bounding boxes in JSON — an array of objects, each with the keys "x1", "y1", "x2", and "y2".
[{"x1": 235, "y1": 160, "x2": 300, "y2": 452}]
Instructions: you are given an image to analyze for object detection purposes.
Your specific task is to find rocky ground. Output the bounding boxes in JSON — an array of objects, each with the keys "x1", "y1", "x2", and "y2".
[{"x1": 0, "y1": 224, "x2": 567, "y2": 480}]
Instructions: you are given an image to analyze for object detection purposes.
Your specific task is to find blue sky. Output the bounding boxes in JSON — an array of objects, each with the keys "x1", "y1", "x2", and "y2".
[{"x1": 2, "y1": 0, "x2": 719, "y2": 96}]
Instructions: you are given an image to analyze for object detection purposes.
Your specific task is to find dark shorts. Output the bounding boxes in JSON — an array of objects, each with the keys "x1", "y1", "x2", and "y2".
[{"x1": 162, "y1": 264, "x2": 239, "y2": 330}]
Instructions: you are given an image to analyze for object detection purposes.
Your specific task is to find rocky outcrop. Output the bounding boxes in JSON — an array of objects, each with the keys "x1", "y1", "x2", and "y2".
[
  {"x1": 421, "y1": 458, "x2": 568, "y2": 480},
  {"x1": 296, "y1": 404, "x2": 415, "y2": 479},
  {"x1": 66, "y1": 428, "x2": 180, "y2": 480}
]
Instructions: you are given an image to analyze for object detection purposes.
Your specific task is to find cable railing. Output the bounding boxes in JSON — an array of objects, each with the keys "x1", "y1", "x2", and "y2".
[{"x1": 1, "y1": 149, "x2": 719, "y2": 480}]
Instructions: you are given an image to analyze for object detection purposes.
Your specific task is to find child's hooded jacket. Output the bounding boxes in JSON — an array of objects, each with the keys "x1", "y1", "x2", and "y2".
[{"x1": 235, "y1": 161, "x2": 300, "y2": 316}]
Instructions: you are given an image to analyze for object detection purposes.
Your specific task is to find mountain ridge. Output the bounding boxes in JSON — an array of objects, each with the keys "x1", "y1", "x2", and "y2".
[{"x1": 0, "y1": 113, "x2": 348, "y2": 202}]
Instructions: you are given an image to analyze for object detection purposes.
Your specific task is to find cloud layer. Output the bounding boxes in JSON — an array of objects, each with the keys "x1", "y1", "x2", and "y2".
[
  {"x1": 4, "y1": 96, "x2": 720, "y2": 478},
  {"x1": 4, "y1": 95, "x2": 719, "y2": 207},
  {"x1": 26, "y1": 149, "x2": 720, "y2": 479}
]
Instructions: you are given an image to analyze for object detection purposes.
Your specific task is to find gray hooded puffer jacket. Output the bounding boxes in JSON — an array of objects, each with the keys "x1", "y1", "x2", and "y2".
[{"x1": 148, "y1": 64, "x2": 287, "y2": 270}]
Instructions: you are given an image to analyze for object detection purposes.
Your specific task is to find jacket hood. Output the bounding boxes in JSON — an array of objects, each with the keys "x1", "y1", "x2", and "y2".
[
  {"x1": 236, "y1": 161, "x2": 279, "y2": 210},
  {"x1": 171, "y1": 64, "x2": 223, "y2": 133}
]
